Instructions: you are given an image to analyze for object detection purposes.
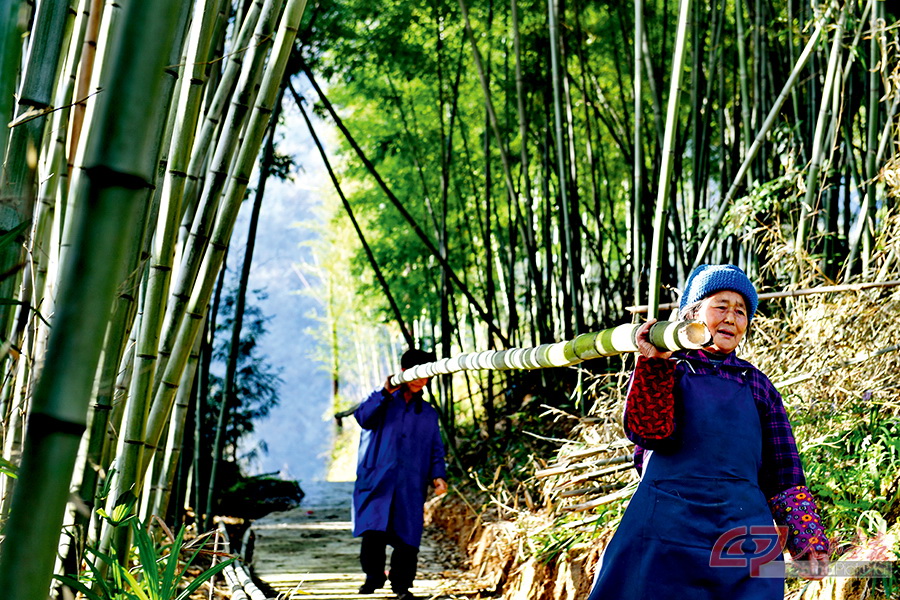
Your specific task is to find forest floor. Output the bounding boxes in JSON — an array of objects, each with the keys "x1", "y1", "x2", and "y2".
[{"x1": 247, "y1": 481, "x2": 480, "y2": 600}]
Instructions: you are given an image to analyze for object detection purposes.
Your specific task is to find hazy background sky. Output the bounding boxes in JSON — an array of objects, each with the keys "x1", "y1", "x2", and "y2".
[{"x1": 228, "y1": 85, "x2": 339, "y2": 486}]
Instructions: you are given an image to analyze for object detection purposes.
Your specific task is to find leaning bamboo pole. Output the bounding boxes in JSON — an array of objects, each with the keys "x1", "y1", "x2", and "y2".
[
  {"x1": 142, "y1": 0, "x2": 310, "y2": 481},
  {"x1": 389, "y1": 320, "x2": 710, "y2": 385}
]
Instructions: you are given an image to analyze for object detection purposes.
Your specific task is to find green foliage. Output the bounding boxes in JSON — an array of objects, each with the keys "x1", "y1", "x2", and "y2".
[
  {"x1": 0, "y1": 456, "x2": 17, "y2": 479},
  {"x1": 800, "y1": 402, "x2": 900, "y2": 542},
  {"x1": 55, "y1": 516, "x2": 234, "y2": 600},
  {"x1": 207, "y1": 285, "x2": 283, "y2": 460}
]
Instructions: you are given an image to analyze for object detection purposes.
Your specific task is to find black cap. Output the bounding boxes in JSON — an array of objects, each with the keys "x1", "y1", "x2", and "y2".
[{"x1": 400, "y1": 348, "x2": 436, "y2": 370}]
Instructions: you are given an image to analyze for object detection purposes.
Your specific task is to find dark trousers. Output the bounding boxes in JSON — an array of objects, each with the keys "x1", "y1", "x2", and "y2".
[{"x1": 360, "y1": 531, "x2": 419, "y2": 593}]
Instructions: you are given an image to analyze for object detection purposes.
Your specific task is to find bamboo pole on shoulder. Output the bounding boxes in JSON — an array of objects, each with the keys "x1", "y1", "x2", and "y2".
[
  {"x1": 0, "y1": 0, "x2": 187, "y2": 594},
  {"x1": 389, "y1": 320, "x2": 710, "y2": 386}
]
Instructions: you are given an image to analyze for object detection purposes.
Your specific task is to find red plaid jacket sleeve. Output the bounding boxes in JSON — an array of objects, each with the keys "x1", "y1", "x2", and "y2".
[{"x1": 624, "y1": 356, "x2": 677, "y2": 445}]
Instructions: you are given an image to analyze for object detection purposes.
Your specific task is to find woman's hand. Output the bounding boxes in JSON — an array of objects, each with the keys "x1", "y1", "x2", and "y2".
[
  {"x1": 797, "y1": 550, "x2": 829, "y2": 581},
  {"x1": 635, "y1": 319, "x2": 674, "y2": 360},
  {"x1": 383, "y1": 375, "x2": 401, "y2": 394},
  {"x1": 433, "y1": 478, "x2": 448, "y2": 496}
]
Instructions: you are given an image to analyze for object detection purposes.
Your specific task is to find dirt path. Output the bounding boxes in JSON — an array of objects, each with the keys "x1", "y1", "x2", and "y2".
[{"x1": 248, "y1": 481, "x2": 473, "y2": 600}]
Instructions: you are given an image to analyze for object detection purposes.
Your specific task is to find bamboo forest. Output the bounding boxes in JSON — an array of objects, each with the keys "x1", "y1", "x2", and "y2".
[{"x1": 1, "y1": 0, "x2": 899, "y2": 598}]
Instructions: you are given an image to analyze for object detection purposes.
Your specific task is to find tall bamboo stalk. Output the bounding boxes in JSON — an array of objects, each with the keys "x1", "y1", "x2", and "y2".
[
  {"x1": 0, "y1": 0, "x2": 186, "y2": 594},
  {"x1": 646, "y1": 0, "x2": 691, "y2": 319},
  {"x1": 0, "y1": 0, "x2": 25, "y2": 163},
  {"x1": 794, "y1": 3, "x2": 846, "y2": 265},
  {"x1": 142, "y1": 0, "x2": 310, "y2": 484},
  {"x1": 205, "y1": 85, "x2": 285, "y2": 530},
  {"x1": 632, "y1": 0, "x2": 644, "y2": 307}
]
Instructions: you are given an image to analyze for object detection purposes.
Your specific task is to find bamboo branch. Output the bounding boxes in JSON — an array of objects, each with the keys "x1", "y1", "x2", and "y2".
[
  {"x1": 534, "y1": 453, "x2": 632, "y2": 479},
  {"x1": 773, "y1": 344, "x2": 900, "y2": 390},
  {"x1": 626, "y1": 280, "x2": 900, "y2": 313},
  {"x1": 564, "y1": 485, "x2": 635, "y2": 512}
]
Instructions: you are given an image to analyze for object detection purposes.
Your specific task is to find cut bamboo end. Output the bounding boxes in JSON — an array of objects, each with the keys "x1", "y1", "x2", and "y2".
[{"x1": 678, "y1": 321, "x2": 711, "y2": 348}]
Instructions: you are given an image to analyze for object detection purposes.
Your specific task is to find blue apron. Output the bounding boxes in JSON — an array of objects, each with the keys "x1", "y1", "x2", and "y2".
[{"x1": 588, "y1": 369, "x2": 784, "y2": 599}]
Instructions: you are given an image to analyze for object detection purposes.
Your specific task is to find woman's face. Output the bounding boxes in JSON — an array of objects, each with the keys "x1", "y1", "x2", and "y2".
[
  {"x1": 697, "y1": 290, "x2": 748, "y2": 354},
  {"x1": 406, "y1": 377, "x2": 430, "y2": 393}
]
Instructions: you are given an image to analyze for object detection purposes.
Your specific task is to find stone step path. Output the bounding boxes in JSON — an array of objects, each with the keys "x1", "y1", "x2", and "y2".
[{"x1": 249, "y1": 481, "x2": 471, "y2": 600}]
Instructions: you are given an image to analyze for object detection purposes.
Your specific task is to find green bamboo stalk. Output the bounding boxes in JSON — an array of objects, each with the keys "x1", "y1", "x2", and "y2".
[
  {"x1": 646, "y1": 0, "x2": 691, "y2": 319},
  {"x1": 151, "y1": 329, "x2": 202, "y2": 519},
  {"x1": 0, "y1": 0, "x2": 73, "y2": 344},
  {"x1": 632, "y1": 0, "x2": 643, "y2": 306},
  {"x1": 0, "y1": 0, "x2": 25, "y2": 163},
  {"x1": 510, "y1": 0, "x2": 546, "y2": 343},
  {"x1": 794, "y1": 3, "x2": 847, "y2": 263},
  {"x1": 205, "y1": 86, "x2": 284, "y2": 530},
  {"x1": 142, "y1": 0, "x2": 309, "y2": 482},
  {"x1": 159, "y1": 0, "x2": 275, "y2": 382},
  {"x1": 689, "y1": 5, "x2": 833, "y2": 270},
  {"x1": 861, "y1": 0, "x2": 882, "y2": 276},
  {"x1": 547, "y1": 0, "x2": 570, "y2": 333},
  {"x1": 735, "y1": 0, "x2": 752, "y2": 160},
  {"x1": 178, "y1": 0, "x2": 265, "y2": 236},
  {"x1": 0, "y1": 0, "x2": 186, "y2": 593},
  {"x1": 390, "y1": 320, "x2": 710, "y2": 385}
]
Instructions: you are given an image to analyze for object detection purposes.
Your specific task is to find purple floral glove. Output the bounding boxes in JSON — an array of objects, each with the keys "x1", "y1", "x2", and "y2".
[{"x1": 769, "y1": 485, "x2": 830, "y2": 558}]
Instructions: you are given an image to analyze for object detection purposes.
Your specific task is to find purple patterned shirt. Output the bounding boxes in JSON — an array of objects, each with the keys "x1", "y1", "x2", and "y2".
[
  {"x1": 626, "y1": 349, "x2": 805, "y2": 500},
  {"x1": 624, "y1": 349, "x2": 830, "y2": 557}
]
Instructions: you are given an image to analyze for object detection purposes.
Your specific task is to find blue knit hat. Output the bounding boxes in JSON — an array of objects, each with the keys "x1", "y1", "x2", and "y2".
[{"x1": 679, "y1": 264, "x2": 758, "y2": 320}]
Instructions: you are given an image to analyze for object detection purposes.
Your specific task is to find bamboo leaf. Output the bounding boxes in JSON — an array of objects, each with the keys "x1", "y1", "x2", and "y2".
[
  {"x1": 173, "y1": 558, "x2": 235, "y2": 600},
  {"x1": 160, "y1": 525, "x2": 189, "y2": 598},
  {"x1": 130, "y1": 520, "x2": 161, "y2": 598},
  {"x1": 52, "y1": 575, "x2": 103, "y2": 600}
]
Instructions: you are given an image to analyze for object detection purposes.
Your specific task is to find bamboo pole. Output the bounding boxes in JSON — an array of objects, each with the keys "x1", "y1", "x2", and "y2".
[
  {"x1": 625, "y1": 280, "x2": 900, "y2": 313},
  {"x1": 646, "y1": 0, "x2": 691, "y2": 319},
  {"x1": 389, "y1": 320, "x2": 710, "y2": 385}
]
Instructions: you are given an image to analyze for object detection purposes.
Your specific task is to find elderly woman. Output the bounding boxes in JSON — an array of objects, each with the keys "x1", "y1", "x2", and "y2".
[{"x1": 588, "y1": 264, "x2": 829, "y2": 600}]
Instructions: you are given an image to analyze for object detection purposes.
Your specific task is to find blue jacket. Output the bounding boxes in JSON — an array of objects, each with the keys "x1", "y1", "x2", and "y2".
[{"x1": 351, "y1": 387, "x2": 447, "y2": 548}]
